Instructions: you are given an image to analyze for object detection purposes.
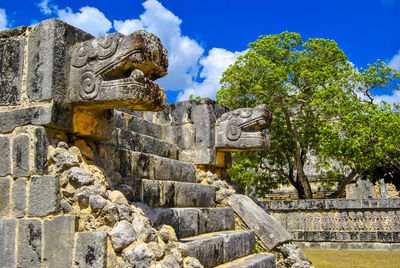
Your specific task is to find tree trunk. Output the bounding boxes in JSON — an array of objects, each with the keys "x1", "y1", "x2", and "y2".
[
  {"x1": 329, "y1": 168, "x2": 358, "y2": 198},
  {"x1": 293, "y1": 177, "x2": 306, "y2": 199},
  {"x1": 293, "y1": 148, "x2": 313, "y2": 199}
]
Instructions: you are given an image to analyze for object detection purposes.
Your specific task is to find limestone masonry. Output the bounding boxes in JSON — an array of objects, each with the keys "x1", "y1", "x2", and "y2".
[
  {"x1": 0, "y1": 19, "x2": 310, "y2": 268},
  {"x1": 2, "y1": 17, "x2": 399, "y2": 268}
]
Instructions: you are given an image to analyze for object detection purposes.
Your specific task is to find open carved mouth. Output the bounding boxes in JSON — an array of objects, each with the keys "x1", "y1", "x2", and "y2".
[
  {"x1": 101, "y1": 49, "x2": 167, "y2": 84},
  {"x1": 241, "y1": 116, "x2": 270, "y2": 133}
]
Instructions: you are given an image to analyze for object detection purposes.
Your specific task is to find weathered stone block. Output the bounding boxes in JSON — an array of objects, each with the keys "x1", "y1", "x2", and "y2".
[
  {"x1": 378, "y1": 198, "x2": 391, "y2": 208},
  {"x1": 0, "y1": 219, "x2": 16, "y2": 267},
  {"x1": 12, "y1": 177, "x2": 26, "y2": 217},
  {"x1": 27, "y1": 19, "x2": 93, "y2": 102},
  {"x1": 151, "y1": 208, "x2": 179, "y2": 231},
  {"x1": 304, "y1": 231, "x2": 320, "y2": 242},
  {"x1": 393, "y1": 232, "x2": 400, "y2": 243},
  {"x1": 199, "y1": 208, "x2": 235, "y2": 234},
  {"x1": 12, "y1": 133, "x2": 30, "y2": 177},
  {"x1": 33, "y1": 127, "x2": 49, "y2": 174},
  {"x1": 222, "y1": 253, "x2": 275, "y2": 268},
  {"x1": 75, "y1": 232, "x2": 107, "y2": 268},
  {"x1": 220, "y1": 230, "x2": 255, "y2": 263},
  {"x1": 175, "y1": 182, "x2": 216, "y2": 207},
  {"x1": 228, "y1": 194, "x2": 293, "y2": 250},
  {"x1": 28, "y1": 175, "x2": 60, "y2": 217},
  {"x1": 346, "y1": 180, "x2": 376, "y2": 199},
  {"x1": 161, "y1": 181, "x2": 175, "y2": 207},
  {"x1": 0, "y1": 38, "x2": 24, "y2": 105},
  {"x1": 307, "y1": 199, "x2": 325, "y2": 210},
  {"x1": 154, "y1": 156, "x2": 196, "y2": 182},
  {"x1": 0, "y1": 104, "x2": 54, "y2": 133},
  {"x1": 0, "y1": 177, "x2": 11, "y2": 218},
  {"x1": 179, "y1": 148, "x2": 217, "y2": 165},
  {"x1": 175, "y1": 124, "x2": 196, "y2": 149},
  {"x1": 183, "y1": 235, "x2": 224, "y2": 268},
  {"x1": 361, "y1": 199, "x2": 371, "y2": 209},
  {"x1": 126, "y1": 152, "x2": 154, "y2": 179},
  {"x1": 0, "y1": 135, "x2": 11, "y2": 176},
  {"x1": 17, "y1": 219, "x2": 42, "y2": 268},
  {"x1": 116, "y1": 129, "x2": 178, "y2": 159},
  {"x1": 142, "y1": 179, "x2": 160, "y2": 207},
  {"x1": 377, "y1": 231, "x2": 393, "y2": 242},
  {"x1": 370, "y1": 199, "x2": 379, "y2": 208},
  {"x1": 43, "y1": 215, "x2": 76, "y2": 268},
  {"x1": 390, "y1": 198, "x2": 400, "y2": 208},
  {"x1": 175, "y1": 208, "x2": 199, "y2": 238},
  {"x1": 194, "y1": 104, "x2": 215, "y2": 148},
  {"x1": 359, "y1": 232, "x2": 377, "y2": 242},
  {"x1": 126, "y1": 113, "x2": 162, "y2": 139}
]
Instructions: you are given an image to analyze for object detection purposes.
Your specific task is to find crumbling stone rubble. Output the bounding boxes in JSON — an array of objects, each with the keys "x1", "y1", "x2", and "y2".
[{"x1": 49, "y1": 140, "x2": 202, "y2": 267}]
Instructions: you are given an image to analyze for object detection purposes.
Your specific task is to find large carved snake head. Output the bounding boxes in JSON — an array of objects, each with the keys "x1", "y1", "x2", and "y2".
[
  {"x1": 68, "y1": 30, "x2": 168, "y2": 110},
  {"x1": 215, "y1": 104, "x2": 272, "y2": 151}
]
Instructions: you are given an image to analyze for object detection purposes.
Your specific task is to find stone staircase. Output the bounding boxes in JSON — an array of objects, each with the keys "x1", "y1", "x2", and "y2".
[{"x1": 104, "y1": 110, "x2": 276, "y2": 267}]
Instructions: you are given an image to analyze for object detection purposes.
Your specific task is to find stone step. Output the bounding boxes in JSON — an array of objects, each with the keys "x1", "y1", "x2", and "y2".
[
  {"x1": 138, "y1": 206, "x2": 235, "y2": 239},
  {"x1": 113, "y1": 128, "x2": 178, "y2": 159},
  {"x1": 215, "y1": 253, "x2": 276, "y2": 268},
  {"x1": 114, "y1": 109, "x2": 163, "y2": 140},
  {"x1": 131, "y1": 179, "x2": 216, "y2": 208},
  {"x1": 108, "y1": 148, "x2": 196, "y2": 183},
  {"x1": 180, "y1": 230, "x2": 255, "y2": 268}
]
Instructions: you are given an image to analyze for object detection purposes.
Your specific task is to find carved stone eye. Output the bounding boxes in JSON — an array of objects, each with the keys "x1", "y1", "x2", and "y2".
[
  {"x1": 226, "y1": 125, "x2": 241, "y2": 141},
  {"x1": 79, "y1": 71, "x2": 98, "y2": 100},
  {"x1": 96, "y1": 34, "x2": 119, "y2": 60},
  {"x1": 240, "y1": 109, "x2": 252, "y2": 118},
  {"x1": 71, "y1": 42, "x2": 90, "y2": 68}
]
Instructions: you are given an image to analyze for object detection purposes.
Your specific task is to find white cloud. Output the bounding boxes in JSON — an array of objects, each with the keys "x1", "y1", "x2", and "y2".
[
  {"x1": 114, "y1": 0, "x2": 204, "y2": 92},
  {"x1": 36, "y1": 1, "x2": 112, "y2": 37},
  {"x1": 388, "y1": 50, "x2": 400, "y2": 72},
  {"x1": 0, "y1": 8, "x2": 8, "y2": 30},
  {"x1": 38, "y1": 0, "x2": 53, "y2": 15},
  {"x1": 177, "y1": 48, "x2": 244, "y2": 101},
  {"x1": 56, "y1": 7, "x2": 112, "y2": 36},
  {"x1": 374, "y1": 89, "x2": 400, "y2": 105}
]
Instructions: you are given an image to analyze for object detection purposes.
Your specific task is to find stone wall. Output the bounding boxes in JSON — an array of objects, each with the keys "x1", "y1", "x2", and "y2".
[
  {"x1": 263, "y1": 198, "x2": 400, "y2": 250},
  {"x1": 0, "y1": 127, "x2": 107, "y2": 267},
  {"x1": 117, "y1": 98, "x2": 231, "y2": 167}
]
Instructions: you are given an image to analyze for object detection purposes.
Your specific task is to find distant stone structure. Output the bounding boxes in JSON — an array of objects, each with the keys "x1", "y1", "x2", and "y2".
[
  {"x1": 263, "y1": 198, "x2": 400, "y2": 251},
  {"x1": 346, "y1": 180, "x2": 377, "y2": 199},
  {"x1": 0, "y1": 19, "x2": 310, "y2": 268}
]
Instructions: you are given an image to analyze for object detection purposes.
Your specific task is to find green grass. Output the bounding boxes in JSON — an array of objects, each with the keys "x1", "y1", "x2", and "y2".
[{"x1": 303, "y1": 250, "x2": 400, "y2": 268}]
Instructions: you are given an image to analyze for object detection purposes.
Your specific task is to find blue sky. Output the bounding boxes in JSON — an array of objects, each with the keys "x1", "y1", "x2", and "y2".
[{"x1": 1, "y1": 0, "x2": 399, "y2": 103}]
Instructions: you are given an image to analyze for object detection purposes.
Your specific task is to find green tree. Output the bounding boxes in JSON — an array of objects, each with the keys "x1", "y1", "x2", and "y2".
[{"x1": 217, "y1": 32, "x2": 400, "y2": 199}]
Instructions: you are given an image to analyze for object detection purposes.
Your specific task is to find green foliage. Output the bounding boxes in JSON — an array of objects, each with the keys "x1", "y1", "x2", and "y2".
[
  {"x1": 217, "y1": 32, "x2": 400, "y2": 198},
  {"x1": 189, "y1": 94, "x2": 201, "y2": 100}
]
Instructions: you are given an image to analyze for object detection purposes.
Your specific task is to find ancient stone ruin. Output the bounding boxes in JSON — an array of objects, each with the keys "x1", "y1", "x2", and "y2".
[{"x1": 0, "y1": 19, "x2": 312, "y2": 267}]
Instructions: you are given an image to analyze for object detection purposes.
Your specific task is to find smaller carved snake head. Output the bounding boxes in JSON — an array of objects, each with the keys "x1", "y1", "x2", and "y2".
[{"x1": 215, "y1": 104, "x2": 272, "y2": 151}]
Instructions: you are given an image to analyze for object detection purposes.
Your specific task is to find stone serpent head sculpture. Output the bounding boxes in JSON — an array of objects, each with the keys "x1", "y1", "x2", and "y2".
[
  {"x1": 69, "y1": 30, "x2": 168, "y2": 110},
  {"x1": 215, "y1": 104, "x2": 272, "y2": 151}
]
